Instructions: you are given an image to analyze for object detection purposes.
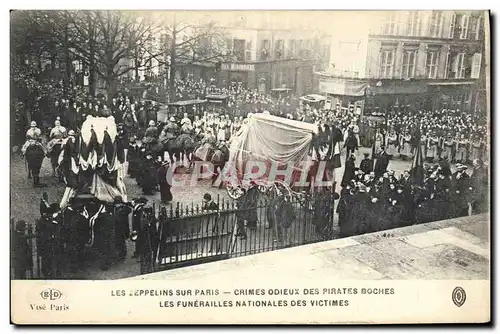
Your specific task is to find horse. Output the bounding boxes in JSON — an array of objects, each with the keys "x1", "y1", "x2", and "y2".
[
  {"x1": 24, "y1": 143, "x2": 46, "y2": 187},
  {"x1": 47, "y1": 142, "x2": 64, "y2": 181},
  {"x1": 191, "y1": 142, "x2": 229, "y2": 185},
  {"x1": 176, "y1": 133, "x2": 197, "y2": 164}
]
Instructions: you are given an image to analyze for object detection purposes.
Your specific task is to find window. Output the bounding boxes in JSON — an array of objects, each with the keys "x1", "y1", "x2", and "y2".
[
  {"x1": 449, "y1": 13, "x2": 456, "y2": 38},
  {"x1": 444, "y1": 52, "x2": 451, "y2": 78},
  {"x1": 260, "y1": 39, "x2": 270, "y2": 60},
  {"x1": 245, "y1": 40, "x2": 252, "y2": 61},
  {"x1": 382, "y1": 12, "x2": 398, "y2": 35},
  {"x1": 429, "y1": 11, "x2": 443, "y2": 37},
  {"x1": 407, "y1": 11, "x2": 420, "y2": 36},
  {"x1": 470, "y1": 53, "x2": 482, "y2": 79},
  {"x1": 401, "y1": 50, "x2": 417, "y2": 79},
  {"x1": 379, "y1": 49, "x2": 395, "y2": 78},
  {"x1": 233, "y1": 39, "x2": 246, "y2": 61},
  {"x1": 459, "y1": 15, "x2": 470, "y2": 39},
  {"x1": 426, "y1": 51, "x2": 439, "y2": 78},
  {"x1": 455, "y1": 52, "x2": 466, "y2": 78},
  {"x1": 275, "y1": 39, "x2": 284, "y2": 59},
  {"x1": 288, "y1": 40, "x2": 296, "y2": 58},
  {"x1": 474, "y1": 16, "x2": 483, "y2": 40}
]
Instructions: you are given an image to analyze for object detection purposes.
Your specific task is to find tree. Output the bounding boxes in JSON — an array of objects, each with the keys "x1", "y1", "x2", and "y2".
[
  {"x1": 92, "y1": 11, "x2": 162, "y2": 101},
  {"x1": 146, "y1": 13, "x2": 233, "y2": 102}
]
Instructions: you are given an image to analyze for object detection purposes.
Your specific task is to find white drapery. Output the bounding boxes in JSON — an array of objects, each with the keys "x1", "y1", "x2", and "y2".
[{"x1": 228, "y1": 113, "x2": 318, "y2": 179}]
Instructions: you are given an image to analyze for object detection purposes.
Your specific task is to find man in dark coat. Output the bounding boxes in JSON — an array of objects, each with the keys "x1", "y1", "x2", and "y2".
[
  {"x1": 157, "y1": 159, "x2": 173, "y2": 204},
  {"x1": 141, "y1": 155, "x2": 158, "y2": 195},
  {"x1": 374, "y1": 147, "x2": 390, "y2": 178},
  {"x1": 451, "y1": 164, "x2": 471, "y2": 217},
  {"x1": 202, "y1": 193, "x2": 219, "y2": 211},
  {"x1": 359, "y1": 152, "x2": 373, "y2": 174},
  {"x1": 131, "y1": 197, "x2": 148, "y2": 258},
  {"x1": 341, "y1": 154, "x2": 356, "y2": 188},
  {"x1": 439, "y1": 157, "x2": 452, "y2": 178},
  {"x1": 469, "y1": 159, "x2": 488, "y2": 214},
  {"x1": 11, "y1": 220, "x2": 32, "y2": 279},
  {"x1": 113, "y1": 196, "x2": 132, "y2": 262}
]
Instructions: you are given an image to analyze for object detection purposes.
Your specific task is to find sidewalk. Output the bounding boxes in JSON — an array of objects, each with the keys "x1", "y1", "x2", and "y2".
[{"x1": 130, "y1": 214, "x2": 490, "y2": 281}]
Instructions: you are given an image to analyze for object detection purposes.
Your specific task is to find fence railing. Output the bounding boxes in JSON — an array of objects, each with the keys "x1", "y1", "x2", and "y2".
[{"x1": 139, "y1": 192, "x2": 336, "y2": 275}]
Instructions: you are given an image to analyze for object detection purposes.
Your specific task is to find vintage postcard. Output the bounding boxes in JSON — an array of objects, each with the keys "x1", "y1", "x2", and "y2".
[{"x1": 10, "y1": 9, "x2": 490, "y2": 324}]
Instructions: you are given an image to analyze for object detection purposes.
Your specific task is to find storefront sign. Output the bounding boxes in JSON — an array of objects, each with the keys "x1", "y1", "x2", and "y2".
[{"x1": 222, "y1": 63, "x2": 255, "y2": 72}]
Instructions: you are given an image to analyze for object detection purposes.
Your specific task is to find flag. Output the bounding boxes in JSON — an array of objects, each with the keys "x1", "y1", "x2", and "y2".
[{"x1": 410, "y1": 138, "x2": 425, "y2": 186}]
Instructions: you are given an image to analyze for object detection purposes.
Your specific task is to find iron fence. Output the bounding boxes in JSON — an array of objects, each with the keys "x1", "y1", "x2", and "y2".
[{"x1": 140, "y1": 191, "x2": 336, "y2": 275}]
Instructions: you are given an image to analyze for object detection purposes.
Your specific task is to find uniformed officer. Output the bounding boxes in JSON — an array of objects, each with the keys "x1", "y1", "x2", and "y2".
[{"x1": 21, "y1": 121, "x2": 44, "y2": 155}]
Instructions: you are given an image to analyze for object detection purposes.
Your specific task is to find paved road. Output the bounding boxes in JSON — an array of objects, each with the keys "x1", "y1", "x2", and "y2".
[{"x1": 10, "y1": 145, "x2": 432, "y2": 279}]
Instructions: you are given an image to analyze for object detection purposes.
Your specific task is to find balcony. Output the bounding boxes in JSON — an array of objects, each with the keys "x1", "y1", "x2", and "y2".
[{"x1": 316, "y1": 69, "x2": 360, "y2": 79}]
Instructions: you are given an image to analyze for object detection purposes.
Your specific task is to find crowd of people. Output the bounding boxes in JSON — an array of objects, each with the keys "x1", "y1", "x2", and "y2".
[
  {"x1": 11, "y1": 75, "x2": 490, "y2": 279},
  {"x1": 337, "y1": 150, "x2": 489, "y2": 238}
]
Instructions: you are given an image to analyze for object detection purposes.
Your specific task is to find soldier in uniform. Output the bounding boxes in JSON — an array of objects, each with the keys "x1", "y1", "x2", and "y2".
[
  {"x1": 21, "y1": 121, "x2": 44, "y2": 155},
  {"x1": 442, "y1": 133, "x2": 455, "y2": 162},
  {"x1": 455, "y1": 134, "x2": 469, "y2": 164},
  {"x1": 426, "y1": 132, "x2": 440, "y2": 163},
  {"x1": 399, "y1": 131, "x2": 413, "y2": 160},
  {"x1": 165, "y1": 116, "x2": 179, "y2": 135},
  {"x1": 385, "y1": 129, "x2": 399, "y2": 158},
  {"x1": 180, "y1": 112, "x2": 192, "y2": 129},
  {"x1": 47, "y1": 118, "x2": 67, "y2": 155},
  {"x1": 470, "y1": 134, "x2": 483, "y2": 163},
  {"x1": 143, "y1": 120, "x2": 159, "y2": 145}
]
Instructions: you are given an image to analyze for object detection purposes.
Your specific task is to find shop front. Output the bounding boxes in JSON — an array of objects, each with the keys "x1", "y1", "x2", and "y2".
[
  {"x1": 317, "y1": 76, "x2": 368, "y2": 115},
  {"x1": 218, "y1": 60, "x2": 314, "y2": 95},
  {"x1": 426, "y1": 82, "x2": 478, "y2": 112}
]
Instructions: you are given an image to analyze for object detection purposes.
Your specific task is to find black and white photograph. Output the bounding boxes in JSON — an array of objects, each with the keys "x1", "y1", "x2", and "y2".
[{"x1": 9, "y1": 9, "x2": 490, "y2": 324}]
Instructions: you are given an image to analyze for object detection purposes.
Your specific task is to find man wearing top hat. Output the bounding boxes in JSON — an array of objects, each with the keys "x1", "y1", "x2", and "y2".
[{"x1": 451, "y1": 164, "x2": 471, "y2": 217}]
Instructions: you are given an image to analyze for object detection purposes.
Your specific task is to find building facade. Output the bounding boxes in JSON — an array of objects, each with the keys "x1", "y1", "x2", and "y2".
[
  {"x1": 317, "y1": 11, "x2": 487, "y2": 114},
  {"x1": 196, "y1": 12, "x2": 331, "y2": 95}
]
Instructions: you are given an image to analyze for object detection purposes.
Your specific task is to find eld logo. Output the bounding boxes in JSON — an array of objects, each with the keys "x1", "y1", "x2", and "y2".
[{"x1": 40, "y1": 288, "x2": 62, "y2": 300}]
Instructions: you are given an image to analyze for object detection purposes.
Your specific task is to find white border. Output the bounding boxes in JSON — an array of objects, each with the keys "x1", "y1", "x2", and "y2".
[{"x1": 1, "y1": 1, "x2": 497, "y2": 331}]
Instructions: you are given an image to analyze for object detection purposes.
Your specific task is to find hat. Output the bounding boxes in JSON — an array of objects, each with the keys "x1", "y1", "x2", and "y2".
[
  {"x1": 363, "y1": 152, "x2": 370, "y2": 157},
  {"x1": 169, "y1": 117, "x2": 175, "y2": 122},
  {"x1": 30, "y1": 121, "x2": 37, "y2": 127},
  {"x1": 149, "y1": 120, "x2": 155, "y2": 126},
  {"x1": 68, "y1": 130, "x2": 75, "y2": 136}
]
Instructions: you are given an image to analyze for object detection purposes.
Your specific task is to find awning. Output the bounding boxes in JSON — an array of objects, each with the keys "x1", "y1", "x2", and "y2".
[
  {"x1": 299, "y1": 94, "x2": 326, "y2": 103},
  {"x1": 367, "y1": 82, "x2": 427, "y2": 95},
  {"x1": 319, "y1": 79, "x2": 367, "y2": 97},
  {"x1": 427, "y1": 81, "x2": 476, "y2": 86}
]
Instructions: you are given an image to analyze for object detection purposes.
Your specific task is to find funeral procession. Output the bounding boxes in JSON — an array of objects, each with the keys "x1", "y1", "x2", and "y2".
[{"x1": 10, "y1": 10, "x2": 489, "y2": 281}]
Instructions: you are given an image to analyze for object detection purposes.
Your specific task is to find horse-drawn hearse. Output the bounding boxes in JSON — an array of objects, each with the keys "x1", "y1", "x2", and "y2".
[
  {"x1": 223, "y1": 112, "x2": 338, "y2": 199},
  {"x1": 34, "y1": 115, "x2": 149, "y2": 276}
]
